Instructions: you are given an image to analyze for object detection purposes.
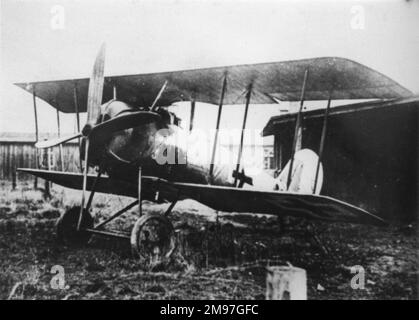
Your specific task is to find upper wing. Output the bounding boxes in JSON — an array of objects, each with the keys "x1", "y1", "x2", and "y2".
[
  {"x1": 160, "y1": 182, "x2": 386, "y2": 226},
  {"x1": 15, "y1": 57, "x2": 412, "y2": 113}
]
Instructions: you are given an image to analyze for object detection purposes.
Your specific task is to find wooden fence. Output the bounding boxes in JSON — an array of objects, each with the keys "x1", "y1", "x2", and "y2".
[{"x1": 0, "y1": 140, "x2": 80, "y2": 181}]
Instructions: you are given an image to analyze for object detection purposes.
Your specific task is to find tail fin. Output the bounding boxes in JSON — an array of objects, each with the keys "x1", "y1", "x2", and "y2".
[{"x1": 276, "y1": 149, "x2": 323, "y2": 194}]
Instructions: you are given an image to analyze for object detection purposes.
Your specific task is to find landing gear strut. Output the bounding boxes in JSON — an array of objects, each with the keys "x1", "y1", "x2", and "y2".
[
  {"x1": 56, "y1": 206, "x2": 93, "y2": 246},
  {"x1": 130, "y1": 166, "x2": 176, "y2": 268},
  {"x1": 55, "y1": 165, "x2": 178, "y2": 267}
]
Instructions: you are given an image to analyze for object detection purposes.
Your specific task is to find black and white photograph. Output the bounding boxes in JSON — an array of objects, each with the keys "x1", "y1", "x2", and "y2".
[{"x1": 0, "y1": 0, "x2": 418, "y2": 303}]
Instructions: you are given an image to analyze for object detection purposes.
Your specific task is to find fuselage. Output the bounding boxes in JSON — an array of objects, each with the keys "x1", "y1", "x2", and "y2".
[
  {"x1": 85, "y1": 100, "x2": 233, "y2": 187},
  {"x1": 82, "y1": 100, "x2": 323, "y2": 196}
]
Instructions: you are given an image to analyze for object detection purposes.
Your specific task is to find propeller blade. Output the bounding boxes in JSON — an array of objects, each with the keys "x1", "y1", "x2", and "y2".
[
  {"x1": 77, "y1": 137, "x2": 90, "y2": 231},
  {"x1": 83, "y1": 43, "x2": 106, "y2": 135},
  {"x1": 88, "y1": 111, "x2": 161, "y2": 144},
  {"x1": 35, "y1": 133, "x2": 82, "y2": 149}
]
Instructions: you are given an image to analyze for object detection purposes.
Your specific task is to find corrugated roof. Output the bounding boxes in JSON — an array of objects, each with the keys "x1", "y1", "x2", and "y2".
[{"x1": 262, "y1": 96, "x2": 419, "y2": 136}]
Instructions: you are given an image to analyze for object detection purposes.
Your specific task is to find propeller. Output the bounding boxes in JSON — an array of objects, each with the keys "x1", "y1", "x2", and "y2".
[
  {"x1": 75, "y1": 45, "x2": 164, "y2": 230},
  {"x1": 31, "y1": 44, "x2": 169, "y2": 229},
  {"x1": 34, "y1": 43, "x2": 106, "y2": 150},
  {"x1": 82, "y1": 43, "x2": 106, "y2": 136},
  {"x1": 77, "y1": 43, "x2": 107, "y2": 230},
  {"x1": 35, "y1": 44, "x2": 166, "y2": 150}
]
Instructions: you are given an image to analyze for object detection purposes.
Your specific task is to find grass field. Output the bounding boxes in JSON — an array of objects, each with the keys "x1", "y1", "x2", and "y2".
[{"x1": 0, "y1": 180, "x2": 417, "y2": 300}]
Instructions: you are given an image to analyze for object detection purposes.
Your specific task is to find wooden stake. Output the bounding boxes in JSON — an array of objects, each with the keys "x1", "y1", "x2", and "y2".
[
  {"x1": 266, "y1": 266, "x2": 307, "y2": 300},
  {"x1": 12, "y1": 166, "x2": 17, "y2": 190}
]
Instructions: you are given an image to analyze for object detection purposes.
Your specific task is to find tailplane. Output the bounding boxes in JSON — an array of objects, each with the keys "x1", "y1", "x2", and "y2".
[{"x1": 276, "y1": 149, "x2": 323, "y2": 194}]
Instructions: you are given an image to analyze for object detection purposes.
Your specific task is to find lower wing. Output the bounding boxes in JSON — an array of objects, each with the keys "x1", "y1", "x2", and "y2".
[
  {"x1": 17, "y1": 168, "x2": 158, "y2": 201},
  {"x1": 158, "y1": 182, "x2": 386, "y2": 226},
  {"x1": 18, "y1": 168, "x2": 385, "y2": 226}
]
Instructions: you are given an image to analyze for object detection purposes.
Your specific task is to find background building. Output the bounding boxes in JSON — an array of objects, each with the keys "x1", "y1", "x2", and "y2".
[{"x1": 263, "y1": 96, "x2": 419, "y2": 222}]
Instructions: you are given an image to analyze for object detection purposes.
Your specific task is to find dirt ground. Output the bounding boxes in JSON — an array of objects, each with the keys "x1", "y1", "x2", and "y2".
[{"x1": 0, "y1": 180, "x2": 417, "y2": 300}]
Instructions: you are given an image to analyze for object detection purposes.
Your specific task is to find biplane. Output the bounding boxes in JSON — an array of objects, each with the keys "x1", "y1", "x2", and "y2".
[{"x1": 15, "y1": 44, "x2": 411, "y2": 264}]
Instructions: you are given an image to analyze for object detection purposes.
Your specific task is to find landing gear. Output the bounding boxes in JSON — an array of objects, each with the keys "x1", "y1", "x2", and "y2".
[
  {"x1": 57, "y1": 165, "x2": 179, "y2": 267},
  {"x1": 56, "y1": 206, "x2": 93, "y2": 246},
  {"x1": 130, "y1": 213, "x2": 176, "y2": 268},
  {"x1": 129, "y1": 167, "x2": 176, "y2": 267}
]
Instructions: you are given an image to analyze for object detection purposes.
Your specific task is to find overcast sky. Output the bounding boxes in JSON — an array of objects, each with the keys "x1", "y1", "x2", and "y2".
[{"x1": 1, "y1": 0, "x2": 418, "y2": 136}]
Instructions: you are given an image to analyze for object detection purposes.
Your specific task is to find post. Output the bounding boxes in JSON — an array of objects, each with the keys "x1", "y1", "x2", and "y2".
[
  {"x1": 113, "y1": 85, "x2": 117, "y2": 100},
  {"x1": 12, "y1": 167, "x2": 17, "y2": 190},
  {"x1": 73, "y1": 82, "x2": 82, "y2": 172},
  {"x1": 209, "y1": 74, "x2": 228, "y2": 181},
  {"x1": 32, "y1": 88, "x2": 39, "y2": 189},
  {"x1": 56, "y1": 109, "x2": 64, "y2": 171},
  {"x1": 234, "y1": 83, "x2": 252, "y2": 187},
  {"x1": 266, "y1": 266, "x2": 307, "y2": 300},
  {"x1": 189, "y1": 99, "x2": 196, "y2": 132},
  {"x1": 313, "y1": 95, "x2": 332, "y2": 194},
  {"x1": 286, "y1": 69, "x2": 308, "y2": 190},
  {"x1": 43, "y1": 148, "x2": 51, "y2": 198}
]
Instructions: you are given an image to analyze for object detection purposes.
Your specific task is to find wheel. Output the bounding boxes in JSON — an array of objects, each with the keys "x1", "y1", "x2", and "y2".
[
  {"x1": 56, "y1": 206, "x2": 93, "y2": 246},
  {"x1": 130, "y1": 213, "x2": 176, "y2": 268}
]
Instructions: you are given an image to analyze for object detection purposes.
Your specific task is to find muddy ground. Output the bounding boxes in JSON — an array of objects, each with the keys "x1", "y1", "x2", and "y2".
[{"x1": 0, "y1": 180, "x2": 417, "y2": 300}]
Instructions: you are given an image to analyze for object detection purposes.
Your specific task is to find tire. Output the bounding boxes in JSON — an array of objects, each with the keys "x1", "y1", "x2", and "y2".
[{"x1": 130, "y1": 213, "x2": 176, "y2": 267}]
